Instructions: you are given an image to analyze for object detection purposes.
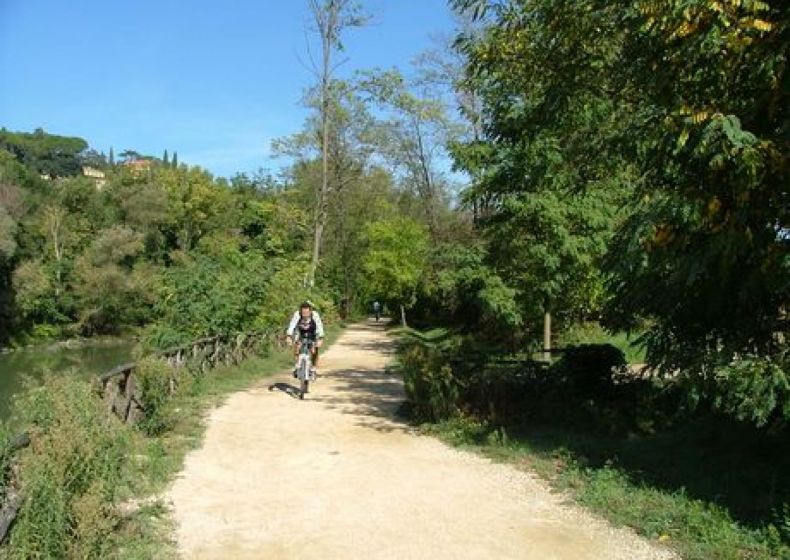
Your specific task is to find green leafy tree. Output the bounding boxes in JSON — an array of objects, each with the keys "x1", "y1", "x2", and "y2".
[
  {"x1": 0, "y1": 128, "x2": 88, "y2": 178},
  {"x1": 358, "y1": 68, "x2": 461, "y2": 238},
  {"x1": 304, "y1": 0, "x2": 369, "y2": 287},
  {"x1": 602, "y1": 1, "x2": 790, "y2": 378},
  {"x1": 361, "y1": 217, "x2": 428, "y2": 326},
  {"x1": 451, "y1": 0, "x2": 632, "y2": 355}
]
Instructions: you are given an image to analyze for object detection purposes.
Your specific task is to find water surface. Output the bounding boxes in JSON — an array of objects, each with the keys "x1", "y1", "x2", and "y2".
[{"x1": 0, "y1": 339, "x2": 136, "y2": 421}]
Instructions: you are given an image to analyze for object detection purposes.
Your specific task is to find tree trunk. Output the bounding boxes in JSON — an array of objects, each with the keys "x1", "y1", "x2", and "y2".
[
  {"x1": 543, "y1": 306, "x2": 552, "y2": 362},
  {"x1": 307, "y1": 0, "x2": 336, "y2": 288},
  {"x1": 400, "y1": 304, "x2": 407, "y2": 327}
]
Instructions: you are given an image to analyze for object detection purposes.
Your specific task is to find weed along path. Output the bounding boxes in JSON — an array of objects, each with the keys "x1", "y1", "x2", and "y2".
[{"x1": 166, "y1": 322, "x2": 676, "y2": 560}]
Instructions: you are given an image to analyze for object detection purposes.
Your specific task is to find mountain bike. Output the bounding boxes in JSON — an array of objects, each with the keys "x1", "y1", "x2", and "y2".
[{"x1": 295, "y1": 339, "x2": 316, "y2": 399}]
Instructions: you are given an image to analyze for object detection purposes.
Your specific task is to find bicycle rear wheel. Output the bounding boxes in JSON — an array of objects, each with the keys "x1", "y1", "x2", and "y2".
[{"x1": 299, "y1": 358, "x2": 309, "y2": 399}]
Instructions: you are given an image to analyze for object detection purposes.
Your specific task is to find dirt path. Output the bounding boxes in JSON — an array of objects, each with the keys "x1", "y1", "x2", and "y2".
[{"x1": 166, "y1": 322, "x2": 676, "y2": 559}]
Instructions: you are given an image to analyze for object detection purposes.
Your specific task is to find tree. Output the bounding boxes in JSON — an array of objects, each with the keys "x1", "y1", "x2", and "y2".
[
  {"x1": 39, "y1": 204, "x2": 68, "y2": 297},
  {"x1": 72, "y1": 226, "x2": 150, "y2": 334},
  {"x1": 163, "y1": 149, "x2": 169, "y2": 166},
  {"x1": 273, "y1": 78, "x2": 384, "y2": 312},
  {"x1": 0, "y1": 128, "x2": 88, "y2": 178},
  {"x1": 304, "y1": 0, "x2": 367, "y2": 287},
  {"x1": 109, "y1": 147, "x2": 115, "y2": 167},
  {"x1": 156, "y1": 165, "x2": 232, "y2": 251},
  {"x1": 601, "y1": 0, "x2": 790, "y2": 383},
  {"x1": 359, "y1": 68, "x2": 461, "y2": 239},
  {"x1": 361, "y1": 217, "x2": 428, "y2": 326},
  {"x1": 171, "y1": 151, "x2": 178, "y2": 168},
  {"x1": 0, "y1": 206, "x2": 16, "y2": 259},
  {"x1": 119, "y1": 149, "x2": 141, "y2": 162},
  {"x1": 451, "y1": 0, "x2": 632, "y2": 356},
  {"x1": 452, "y1": 0, "x2": 790, "y2": 423}
]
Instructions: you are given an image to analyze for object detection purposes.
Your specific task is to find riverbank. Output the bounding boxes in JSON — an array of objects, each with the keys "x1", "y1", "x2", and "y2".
[
  {"x1": 0, "y1": 324, "x2": 345, "y2": 558},
  {"x1": 1, "y1": 331, "x2": 140, "y2": 354},
  {"x1": 0, "y1": 337, "x2": 137, "y2": 422}
]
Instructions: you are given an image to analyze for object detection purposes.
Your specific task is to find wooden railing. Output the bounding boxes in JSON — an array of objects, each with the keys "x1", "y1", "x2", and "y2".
[
  {"x1": 0, "y1": 433, "x2": 30, "y2": 543},
  {"x1": 0, "y1": 329, "x2": 281, "y2": 544},
  {"x1": 98, "y1": 330, "x2": 277, "y2": 424}
]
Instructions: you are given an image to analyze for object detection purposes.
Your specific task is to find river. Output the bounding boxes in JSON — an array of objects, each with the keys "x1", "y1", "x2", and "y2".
[{"x1": 0, "y1": 338, "x2": 136, "y2": 421}]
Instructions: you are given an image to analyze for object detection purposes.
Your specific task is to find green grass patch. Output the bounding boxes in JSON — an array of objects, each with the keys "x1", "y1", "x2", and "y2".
[{"x1": 421, "y1": 416, "x2": 789, "y2": 560}]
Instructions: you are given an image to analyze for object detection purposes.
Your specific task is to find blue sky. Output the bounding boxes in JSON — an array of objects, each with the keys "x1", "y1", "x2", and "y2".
[{"x1": 0, "y1": 1, "x2": 457, "y2": 177}]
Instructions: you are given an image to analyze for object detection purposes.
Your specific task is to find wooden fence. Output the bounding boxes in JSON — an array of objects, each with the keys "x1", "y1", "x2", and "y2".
[
  {"x1": 98, "y1": 331, "x2": 277, "y2": 424},
  {"x1": 0, "y1": 329, "x2": 279, "y2": 544}
]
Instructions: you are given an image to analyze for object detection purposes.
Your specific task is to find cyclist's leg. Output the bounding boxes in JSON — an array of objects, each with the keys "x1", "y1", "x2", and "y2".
[
  {"x1": 293, "y1": 340, "x2": 301, "y2": 376},
  {"x1": 310, "y1": 342, "x2": 319, "y2": 375}
]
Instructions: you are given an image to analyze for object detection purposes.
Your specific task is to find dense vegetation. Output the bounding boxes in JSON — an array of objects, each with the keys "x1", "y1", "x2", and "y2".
[
  {"x1": 391, "y1": 1, "x2": 789, "y2": 558},
  {"x1": 0, "y1": 0, "x2": 787, "y2": 557}
]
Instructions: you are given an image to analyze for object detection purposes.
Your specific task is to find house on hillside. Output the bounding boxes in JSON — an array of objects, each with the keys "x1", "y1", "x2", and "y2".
[
  {"x1": 82, "y1": 166, "x2": 107, "y2": 189},
  {"x1": 122, "y1": 158, "x2": 153, "y2": 177}
]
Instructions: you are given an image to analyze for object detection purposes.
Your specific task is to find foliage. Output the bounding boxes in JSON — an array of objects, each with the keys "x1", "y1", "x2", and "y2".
[
  {"x1": 0, "y1": 424, "x2": 12, "y2": 502},
  {"x1": 256, "y1": 255, "x2": 336, "y2": 330},
  {"x1": 360, "y1": 217, "x2": 428, "y2": 316},
  {"x1": 416, "y1": 242, "x2": 522, "y2": 335},
  {"x1": 143, "y1": 246, "x2": 269, "y2": 349},
  {"x1": 550, "y1": 344, "x2": 628, "y2": 397},
  {"x1": 450, "y1": 0, "x2": 790, "y2": 425},
  {"x1": 6, "y1": 376, "x2": 130, "y2": 559},
  {"x1": 135, "y1": 357, "x2": 193, "y2": 436},
  {"x1": 397, "y1": 329, "x2": 465, "y2": 421},
  {"x1": 0, "y1": 128, "x2": 88, "y2": 178},
  {"x1": 713, "y1": 351, "x2": 790, "y2": 429}
]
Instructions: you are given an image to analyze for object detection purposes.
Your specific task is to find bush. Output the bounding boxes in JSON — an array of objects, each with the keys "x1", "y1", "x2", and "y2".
[
  {"x1": 6, "y1": 376, "x2": 130, "y2": 559},
  {"x1": 397, "y1": 329, "x2": 464, "y2": 422},
  {"x1": 550, "y1": 344, "x2": 628, "y2": 397},
  {"x1": 136, "y1": 357, "x2": 192, "y2": 436},
  {"x1": 713, "y1": 351, "x2": 790, "y2": 428}
]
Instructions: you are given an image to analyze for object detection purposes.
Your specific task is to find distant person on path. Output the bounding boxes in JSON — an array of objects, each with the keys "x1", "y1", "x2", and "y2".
[
  {"x1": 286, "y1": 301, "x2": 324, "y2": 377},
  {"x1": 373, "y1": 301, "x2": 381, "y2": 322}
]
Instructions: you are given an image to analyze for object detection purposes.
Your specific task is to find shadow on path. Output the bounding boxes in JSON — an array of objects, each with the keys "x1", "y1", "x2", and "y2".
[
  {"x1": 268, "y1": 382, "x2": 302, "y2": 399},
  {"x1": 309, "y1": 368, "x2": 413, "y2": 434}
]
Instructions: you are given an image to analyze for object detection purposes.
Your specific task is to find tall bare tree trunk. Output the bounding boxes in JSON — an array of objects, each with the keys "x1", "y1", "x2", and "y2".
[
  {"x1": 400, "y1": 304, "x2": 407, "y2": 327},
  {"x1": 543, "y1": 304, "x2": 552, "y2": 362},
  {"x1": 308, "y1": 1, "x2": 335, "y2": 287}
]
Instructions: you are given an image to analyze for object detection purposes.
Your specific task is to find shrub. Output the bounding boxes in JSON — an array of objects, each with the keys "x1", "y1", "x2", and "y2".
[
  {"x1": 136, "y1": 357, "x2": 192, "y2": 436},
  {"x1": 6, "y1": 376, "x2": 130, "y2": 559},
  {"x1": 550, "y1": 344, "x2": 628, "y2": 397},
  {"x1": 397, "y1": 329, "x2": 464, "y2": 422},
  {"x1": 713, "y1": 351, "x2": 790, "y2": 428}
]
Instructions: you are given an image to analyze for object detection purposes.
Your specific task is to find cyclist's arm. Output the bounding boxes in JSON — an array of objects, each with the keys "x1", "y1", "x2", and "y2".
[
  {"x1": 314, "y1": 311, "x2": 325, "y2": 338},
  {"x1": 286, "y1": 311, "x2": 299, "y2": 337}
]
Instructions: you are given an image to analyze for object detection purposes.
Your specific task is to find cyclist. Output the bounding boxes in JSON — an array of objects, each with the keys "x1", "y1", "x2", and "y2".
[
  {"x1": 286, "y1": 301, "x2": 325, "y2": 378},
  {"x1": 373, "y1": 300, "x2": 381, "y2": 322}
]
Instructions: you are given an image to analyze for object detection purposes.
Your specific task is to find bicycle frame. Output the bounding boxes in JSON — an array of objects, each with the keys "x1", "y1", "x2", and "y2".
[{"x1": 295, "y1": 338, "x2": 315, "y2": 399}]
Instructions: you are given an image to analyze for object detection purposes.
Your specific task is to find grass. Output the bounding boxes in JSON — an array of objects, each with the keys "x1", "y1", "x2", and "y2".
[
  {"x1": 420, "y1": 415, "x2": 789, "y2": 560},
  {"x1": 1, "y1": 324, "x2": 344, "y2": 559}
]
